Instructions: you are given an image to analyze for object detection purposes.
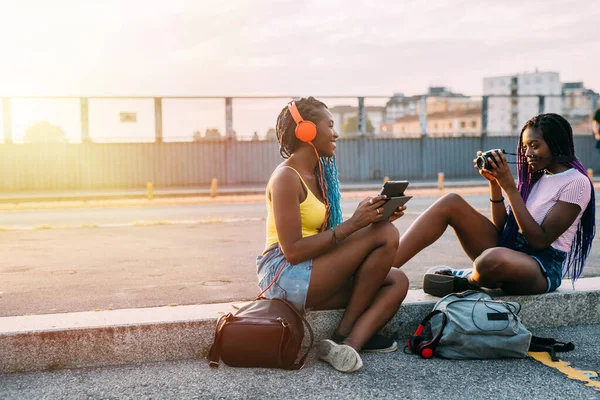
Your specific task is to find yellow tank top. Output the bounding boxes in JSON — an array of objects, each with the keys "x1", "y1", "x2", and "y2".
[{"x1": 265, "y1": 166, "x2": 327, "y2": 250}]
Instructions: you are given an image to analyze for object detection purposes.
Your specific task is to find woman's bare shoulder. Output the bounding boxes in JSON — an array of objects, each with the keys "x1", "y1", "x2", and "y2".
[{"x1": 268, "y1": 162, "x2": 301, "y2": 193}]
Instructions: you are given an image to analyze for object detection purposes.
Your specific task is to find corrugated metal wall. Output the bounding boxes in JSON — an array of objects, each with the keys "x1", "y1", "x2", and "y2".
[{"x1": 1, "y1": 136, "x2": 598, "y2": 191}]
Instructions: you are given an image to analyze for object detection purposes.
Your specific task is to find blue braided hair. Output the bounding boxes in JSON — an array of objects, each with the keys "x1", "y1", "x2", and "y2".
[
  {"x1": 318, "y1": 156, "x2": 343, "y2": 229},
  {"x1": 275, "y1": 97, "x2": 343, "y2": 229},
  {"x1": 500, "y1": 113, "x2": 595, "y2": 283}
]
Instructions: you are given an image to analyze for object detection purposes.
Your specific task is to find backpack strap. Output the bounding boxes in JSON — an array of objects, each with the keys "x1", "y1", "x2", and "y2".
[
  {"x1": 208, "y1": 312, "x2": 234, "y2": 368},
  {"x1": 529, "y1": 335, "x2": 575, "y2": 361},
  {"x1": 280, "y1": 300, "x2": 315, "y2": 370}
]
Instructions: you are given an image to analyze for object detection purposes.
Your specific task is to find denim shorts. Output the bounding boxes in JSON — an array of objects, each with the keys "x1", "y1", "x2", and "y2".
[
  {"x1": 256, "y1": 244, "x2": 312, "y2": 313},
  {"x1": 505, "y1": 233, "x2": 567, "y2": 292}
]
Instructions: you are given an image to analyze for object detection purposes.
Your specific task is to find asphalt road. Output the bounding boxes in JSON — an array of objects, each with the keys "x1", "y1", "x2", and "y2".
[
  {"x1": 1, "y1": 193, "x2": 599, "y2": 317},
  {"x1": 1, "y1": 323, "x2": 598, "y2": 399}
]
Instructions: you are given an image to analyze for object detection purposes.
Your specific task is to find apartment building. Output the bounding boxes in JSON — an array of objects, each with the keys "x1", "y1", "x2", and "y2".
[
  {"x1": 329, "y1": 105, "x2": 385, "y2": 135},
  {"x1": 483, "y1": 71, "x2": 562, "y2": 135},
  {"x1": 391, "y1": 108, "x2": 481, "y2": 137}
]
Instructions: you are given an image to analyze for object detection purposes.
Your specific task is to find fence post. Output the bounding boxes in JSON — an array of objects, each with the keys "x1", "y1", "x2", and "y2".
[
  {"x1": 80, "y1": 97, "x2": 90, "y2": 142},
  {"x1": 480, "y1": 95, "x2": 488, "y2": 151},
  {"x1": 481, "y1": 96, "x2": 488, "y2": 136},
  {"x1": 357, "y1": 97, "x2": 366, "y2": 135},
  {"x1": 538, "y1": 95, "x2": 545, "y2": 114},
  {"x1": 419, "y1": 95, "x2": 428, "y2": 135},
  {"x1": 2, "y1": 98, "x2": 12, "y2": 144},
  {"x1": 420, "y1": 135, "x2": 428, "y2": 180},
  {"x1": 154, "y1": 97, "x2": 163, "y2": 143},
  {"x1": 419, "y1": 95, "x2": 428, "y2": 179},
  {"x1": 225, "y1": 97, "x2": 235, "y2": 138}
]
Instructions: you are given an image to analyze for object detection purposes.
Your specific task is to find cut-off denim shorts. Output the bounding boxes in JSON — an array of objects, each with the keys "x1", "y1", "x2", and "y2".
[
  {"x1": 505, "y1": 233, "x2": 567, "y2": 293},
  {"x1": 256, "y1": 243, "x2": 312, "y2": 313}
]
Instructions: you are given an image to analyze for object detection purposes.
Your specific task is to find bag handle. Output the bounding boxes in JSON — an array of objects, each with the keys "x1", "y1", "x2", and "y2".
[
  {"x1": 208, "y1": 312, "x2": 233, "y2": 368},
  {"x1": 207, "y1": 302, "x2": 315, "y2": 370},
  {"x1": 272, "y1": 297, "x2": 314, "y2": 370},
  {"x1": 529, "y1": 335, "x2": 575, "y2": 361},
  {"x1": 256, "y1": 261, "x2": 315, "y2": 369},
  {"x1": 256, "y1": 261, "x2": 288, "y2": 300},
  {"x1": 209, "y1": 258, "x2": 315, "y2": 369}
]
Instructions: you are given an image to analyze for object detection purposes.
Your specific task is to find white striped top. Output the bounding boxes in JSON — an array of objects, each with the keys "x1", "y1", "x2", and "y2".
[{"x1": 524, "y1": 168, "x2": 592, "y2": 253}]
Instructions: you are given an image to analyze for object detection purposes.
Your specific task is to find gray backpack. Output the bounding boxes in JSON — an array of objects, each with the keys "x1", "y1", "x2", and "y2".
[{"x1": 429, "y1": 291, "x2": 532, "y2": 359}]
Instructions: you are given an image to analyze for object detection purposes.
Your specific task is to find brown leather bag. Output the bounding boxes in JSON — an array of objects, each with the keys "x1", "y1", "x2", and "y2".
[{"x1": 207, "y1": 262, "x2": 314, "y2": 369}]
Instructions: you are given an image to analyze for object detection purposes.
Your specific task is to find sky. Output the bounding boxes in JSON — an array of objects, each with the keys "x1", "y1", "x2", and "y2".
[{"x1": 0, "y1": 0, "x2": 598, "y2": 141}]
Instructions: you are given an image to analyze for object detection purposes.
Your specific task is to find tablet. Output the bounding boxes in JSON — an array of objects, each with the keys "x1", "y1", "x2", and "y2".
[
  {"x1": 379, "y1": 196, "x2": 412, "y2": 221},
  {"x1": 379, "y1": 181, "x2": 409, "y2": 198}
]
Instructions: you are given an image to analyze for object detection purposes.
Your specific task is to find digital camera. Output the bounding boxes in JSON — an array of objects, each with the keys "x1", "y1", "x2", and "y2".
[{"x1": 475, "y1": 149, "x2": 506, "y2": 170}]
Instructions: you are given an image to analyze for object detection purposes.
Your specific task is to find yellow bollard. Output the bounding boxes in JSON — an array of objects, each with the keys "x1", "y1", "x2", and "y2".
[
  {"x1": 438, "y1": 172, "x2": 445, "y2": 191},
  {"x1": 587, "y1": 169, "x2": 593, "y2": 180},
  {"x1": 211, "y1": 178, "x2": 218, "y2": 198},
  {"x1": 146, "y1": 182, "x2": 153, "y2": 200},
  {"x1": 383, "y1": 176, "x2": 390, "y2": 183}
]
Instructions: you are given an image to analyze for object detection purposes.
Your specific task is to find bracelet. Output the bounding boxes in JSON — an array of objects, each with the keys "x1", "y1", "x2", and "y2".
[
  {"x1": 490, "y1": 197, "x2": 505, "y2": 203},
  {"x1": 338, "y1": 226, "x2": 348, "y2": 240},
  {"x1": 331, "y1": 227, "x2": 339, "y2": 245}
]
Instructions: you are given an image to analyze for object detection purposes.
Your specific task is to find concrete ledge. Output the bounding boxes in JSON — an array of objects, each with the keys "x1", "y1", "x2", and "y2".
[{"x1": 1, "y1": 277, "x2": 598, "y2": 373}]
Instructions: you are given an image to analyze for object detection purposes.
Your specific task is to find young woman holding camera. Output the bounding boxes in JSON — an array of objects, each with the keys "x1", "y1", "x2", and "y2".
[
  {"x1": 257, "y1": 97, "x2": 409, "y2": 373},
  {"x1": 392, "y1": 113, "x2": 595, "y2": 297}
]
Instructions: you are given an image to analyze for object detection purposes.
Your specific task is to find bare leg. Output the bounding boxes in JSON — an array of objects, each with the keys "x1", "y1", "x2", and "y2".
[
  {"x1": 393, "y1": 193, "x2": 499, "y2": 268},
  {"x1": 313, "y1": 268, "x2": 409, "y2": 345},
  {"x1": 343, "y1": 268, "x2": 408, "y2": 349},
  {"x1": 473, "y1": 247, "x2": 548, "y2": 294},
  {"x1": 306, "y1": 221, "x2": 406, "y2": 349}
]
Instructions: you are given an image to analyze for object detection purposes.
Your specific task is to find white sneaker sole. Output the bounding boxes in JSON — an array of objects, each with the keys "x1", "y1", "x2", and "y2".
[{"x1": 317, "y1": 339, "x2": 362, "y2": 373}]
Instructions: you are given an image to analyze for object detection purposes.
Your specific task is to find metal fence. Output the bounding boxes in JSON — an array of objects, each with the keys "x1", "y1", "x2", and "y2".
[
  {"x1": 2, "y1": 93, "x2": 598, "y2": 143},
  {"x1": 1, "y1": 136, "x2": 598, "y2": 192}
]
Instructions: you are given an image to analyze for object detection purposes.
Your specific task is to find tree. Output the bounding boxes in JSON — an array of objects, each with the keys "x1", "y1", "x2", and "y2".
[
  {"x1": 342, "y1": 115, "x2": 374, "y2": 135},
  {"x1": 192, "y1": 130, "x2": 203, "y2": 141},
  {"x1": 24, "y1": 121, "x2": 67, "y2": 143}
]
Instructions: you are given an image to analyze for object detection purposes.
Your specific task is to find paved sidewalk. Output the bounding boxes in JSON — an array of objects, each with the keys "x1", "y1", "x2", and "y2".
[
  {"x1": 1, "y1": 278, "x2": 598, "y2": 373},
  {"x1": 2, "y1": 323, "x2": 599, "y2": 399}
]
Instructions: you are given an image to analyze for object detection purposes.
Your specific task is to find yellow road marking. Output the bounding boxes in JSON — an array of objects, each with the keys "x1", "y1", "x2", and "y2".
[{"x1": 529, "y1": 351, "x2": 600, "y2": 392}]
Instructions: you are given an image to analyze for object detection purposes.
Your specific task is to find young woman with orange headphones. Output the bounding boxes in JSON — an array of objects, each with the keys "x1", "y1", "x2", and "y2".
[{"x1": 256, "y1": 97, "x2": 409, "y2": 373}]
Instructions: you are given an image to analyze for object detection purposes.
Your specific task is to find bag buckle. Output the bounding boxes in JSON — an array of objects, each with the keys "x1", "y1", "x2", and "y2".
[{"x1": 277, "y1": 317, "x2": 289, "y2": 328}]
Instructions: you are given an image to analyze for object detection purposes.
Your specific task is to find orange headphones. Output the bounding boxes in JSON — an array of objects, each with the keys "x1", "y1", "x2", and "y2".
[
  {"x1": 407, "y1": 310, "x2": 447, "y2": 359},
  {"x1": 286, "y1": 100, "x2": 329, "y2": 232},
  {"x1": 288, "y1": 100, "x2": 318, "y2": 143}
]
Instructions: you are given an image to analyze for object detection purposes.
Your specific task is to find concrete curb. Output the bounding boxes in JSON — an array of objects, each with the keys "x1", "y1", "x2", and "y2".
[{"x1": 1, "y1": 277, "x2": 598, "y2": 373}]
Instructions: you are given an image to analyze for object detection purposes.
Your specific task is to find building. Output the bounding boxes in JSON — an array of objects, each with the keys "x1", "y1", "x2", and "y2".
[
  {"x1": 391, "y1": 108, "x2": 481, "y2": 137},
  {"x1": 563, "y1": 82, "x2": 598, "y2": 118},
  {"x1": 383, "y1": 93, "x2": 419, "y2": 123},
  {"x1": 380, "y1": 87, "x2": 481, "y2": 135},
  {"x1": 483, "y1": 71, "x2": 562, "y2": 135},
  {"x1": 562, "y1": 82, "x2": 600, "y2": 135},
  {"x1": 329, "y1": 105, "x2": 385, "y2": 135}
]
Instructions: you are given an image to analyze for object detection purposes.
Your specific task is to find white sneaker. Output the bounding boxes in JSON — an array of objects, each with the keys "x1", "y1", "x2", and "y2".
[
  {"x1": 317, "y1": 339, "x2": 363, "y2": 373},
  {"x1": 425, "y1": 265, "x2": 473, "y2": 278},
  {"x1": 423, "y1": 265, "x2": 473, "y2": 297}
]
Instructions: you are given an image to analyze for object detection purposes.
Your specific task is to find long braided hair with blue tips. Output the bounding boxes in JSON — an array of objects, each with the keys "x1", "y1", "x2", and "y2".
[
  {"x1": 499, "y1": 113, "x2": 595, "y2": 283},
  {"x1": 275, "y1": 97, "x2": 343, "y2": 229}
]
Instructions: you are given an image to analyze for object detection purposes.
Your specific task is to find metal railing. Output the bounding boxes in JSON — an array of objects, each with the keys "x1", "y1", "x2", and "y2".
[
  {"x1": 1, "y1": 93, "x2": 598, "y2": 143},
  {"x1": 1, "y1": 93, "x2": 598, "y2": 191}
]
